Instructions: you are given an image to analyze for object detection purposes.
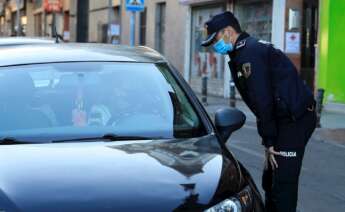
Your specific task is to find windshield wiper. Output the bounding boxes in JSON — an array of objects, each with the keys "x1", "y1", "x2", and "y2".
[
  {"x1": 52, "y1": 134, "x2": 163, "y2": 143},
  {"x1": 0, "y1": 137, "x2": 36, "y2": 145}
]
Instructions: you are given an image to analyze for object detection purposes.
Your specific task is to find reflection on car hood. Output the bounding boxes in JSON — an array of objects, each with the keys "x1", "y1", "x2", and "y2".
[{"x1": 0, "y1": 135, "x2": 241, "y2": 212}]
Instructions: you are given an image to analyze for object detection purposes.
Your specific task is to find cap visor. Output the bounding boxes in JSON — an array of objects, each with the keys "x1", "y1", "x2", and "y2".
[{"x1": 201, "y1": 32, "x2": 217, "y2": 47}]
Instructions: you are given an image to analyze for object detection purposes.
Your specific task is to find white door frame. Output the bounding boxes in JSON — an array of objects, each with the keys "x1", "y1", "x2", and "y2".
[{"x1": 271, "y1": 0, "x2": 286, "y2": 50}]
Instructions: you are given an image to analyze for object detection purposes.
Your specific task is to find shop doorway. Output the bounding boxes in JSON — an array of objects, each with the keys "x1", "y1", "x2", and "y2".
[
  {"x1": 301, "y1": 0, "x2": 319, "y2": 91},
  {"x1": 190, "y1": 5, "x2": 226, "y2": 96}
]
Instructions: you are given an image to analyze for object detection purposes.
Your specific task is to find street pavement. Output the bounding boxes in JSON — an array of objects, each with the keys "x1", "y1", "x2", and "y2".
[
  {"x1": 228, "y1": 125, "x2": 345, "y2": 212},
  {"x1": 198, "y1": 94, "x2": 345, "y2": 212}
]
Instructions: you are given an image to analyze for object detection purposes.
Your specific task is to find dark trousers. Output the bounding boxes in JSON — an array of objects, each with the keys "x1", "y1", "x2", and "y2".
[{"x1": 262, "y1": 110, "x2": 317, "y2": 212}]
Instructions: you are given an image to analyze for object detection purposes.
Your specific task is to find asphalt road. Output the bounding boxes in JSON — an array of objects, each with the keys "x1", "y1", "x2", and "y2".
[{"x1": 226, "y1": 124, "x2": 345, "y2": 212}]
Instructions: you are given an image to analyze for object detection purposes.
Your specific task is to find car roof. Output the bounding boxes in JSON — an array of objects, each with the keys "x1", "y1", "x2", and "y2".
[
  {"x1": 0, "y1": 37, "x2": 55, "y2": 46},
  {"x1": 0, "y1": 43, "x2": 166, "y2": 67}
]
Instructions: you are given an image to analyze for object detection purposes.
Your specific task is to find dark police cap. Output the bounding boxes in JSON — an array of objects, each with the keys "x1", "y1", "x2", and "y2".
[{"x1": 201, "y1": 11, "x2": 240, "y2": 47}]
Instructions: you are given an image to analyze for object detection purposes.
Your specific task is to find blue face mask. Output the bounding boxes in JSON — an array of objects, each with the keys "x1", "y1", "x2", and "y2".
[{"x1": 213, "y1": 38, "x2": 233, "y2": 55}]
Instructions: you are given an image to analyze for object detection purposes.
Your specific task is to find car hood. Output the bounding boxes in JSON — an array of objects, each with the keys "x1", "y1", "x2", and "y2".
[{"x1": 0, "y1": 135, "x2": 241, "y2": 212}]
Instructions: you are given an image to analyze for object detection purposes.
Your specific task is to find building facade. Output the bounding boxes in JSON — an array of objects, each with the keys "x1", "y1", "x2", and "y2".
[
  {"x1": 318, "y1": 0, "x2": 345, "y2": 104},
  {"x1": 0, "y1": 0, "x2": 322, "y2": 101},
  {"x1": 0, "y1": 0, "x2": 71, "y2": 39},
  {"x1": 88, "y1": 0, "x2": 121, "y2": 44},
  {"x1": 120, "y1": 0, "x2": 319, "y2": 98},
  {"x1": 175, "y1": 0, "x2": 319, "y2": 97},
  {"x1": 0, "y1": 0, "x2": 30, "y2": 36}
]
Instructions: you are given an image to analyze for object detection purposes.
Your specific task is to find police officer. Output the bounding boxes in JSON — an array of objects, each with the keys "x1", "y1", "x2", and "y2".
[{"x1": 201, "y1": 12, "x2": 317, "y2": 212}]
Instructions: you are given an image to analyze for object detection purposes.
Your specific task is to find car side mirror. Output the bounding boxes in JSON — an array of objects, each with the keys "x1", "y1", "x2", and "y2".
[{"x1": 215, "y1": 108, "x2": 246, "y2": 143}]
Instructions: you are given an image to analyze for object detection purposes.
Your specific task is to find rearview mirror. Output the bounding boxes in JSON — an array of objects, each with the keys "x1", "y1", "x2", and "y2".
[{"x1": 215, "y1": 108, "x2": 246, "y2": 143}]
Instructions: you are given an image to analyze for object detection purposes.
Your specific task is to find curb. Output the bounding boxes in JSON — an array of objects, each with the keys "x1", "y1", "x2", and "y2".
[
  {"x1": 323, "y1": 102, "x2": 345, "y2": 115},
  {"x1": 313, "y1": 128, "x2": 345, "y2": 146}
]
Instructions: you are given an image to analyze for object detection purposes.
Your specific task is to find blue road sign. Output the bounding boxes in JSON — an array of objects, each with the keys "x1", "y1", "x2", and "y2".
[{"x1": 126, "y1": 0, "x2": 145, "y2": 12}]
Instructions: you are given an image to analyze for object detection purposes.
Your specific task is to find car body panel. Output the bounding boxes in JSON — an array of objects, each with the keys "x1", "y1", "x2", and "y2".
[
  {"x1": 0, "y1": 37, "x2": 55, "y2": 46},
  {"x1": 0, "y1": 43, "x2": 264, "y2": 211},
  {"x1": 0, "y1": 135, "x2": 243, "y2": 211},
  {"x1": 0, "y1": 44, "x2": 165, "y2": 67}
]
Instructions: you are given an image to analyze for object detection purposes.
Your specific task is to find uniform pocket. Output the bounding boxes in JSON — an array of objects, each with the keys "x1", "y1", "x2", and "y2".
[
  {"x1": 275, "y1": 97, "x2": 290, "y2": 118},
  {"x1": 298, "y1": 111, "x2": 317, "y2": 146},
  {"x1": 276, "y1": 121, "x2": 305, "y2": 149}
]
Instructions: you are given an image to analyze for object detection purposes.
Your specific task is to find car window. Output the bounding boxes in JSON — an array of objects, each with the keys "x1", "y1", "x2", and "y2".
[{"x1": 0, "y1": 62, "x2": 207, "y2": 141}]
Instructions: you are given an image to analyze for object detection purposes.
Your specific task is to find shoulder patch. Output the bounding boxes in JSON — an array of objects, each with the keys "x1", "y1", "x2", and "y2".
[
  {"x1": 258, "y1": 40, "x2": 276, "y2": 48},
  {"x1": 236, "y1": 39, "x2": 246, "y2": 50},
  {"x1": 258, "y1": 40, "x2": 271, "y2": 45},
  {"x1": 241, "y1": 63, "x2": 252, "y2": 78}
]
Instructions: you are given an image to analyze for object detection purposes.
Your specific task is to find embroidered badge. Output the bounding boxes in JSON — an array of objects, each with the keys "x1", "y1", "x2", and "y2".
[
  {"x1": 236, "y1": 40, "x2": 246, "y2": 49},
  {"x1": 279, "y1": 151, "x2": 297, "y2": 157},
  {"x1": 242, "y1": 63, "x2": 252, "y2": 78}
]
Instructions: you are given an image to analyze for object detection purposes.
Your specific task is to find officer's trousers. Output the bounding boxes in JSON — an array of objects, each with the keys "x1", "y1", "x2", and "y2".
[{"x1": 262, "y1": 109, "x2": 317, "y2": 212}]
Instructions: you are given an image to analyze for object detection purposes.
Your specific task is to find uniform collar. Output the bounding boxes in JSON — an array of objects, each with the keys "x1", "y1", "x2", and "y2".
[
  {"x1": 235, "y1": 32, "x2": 250, "y2": 49},
  {"x1": 235, "y1": 32, "x2": 250, "y2": 45},
  {"x1": 228, "y1": 32, "x2": 250, "y2": 58}
]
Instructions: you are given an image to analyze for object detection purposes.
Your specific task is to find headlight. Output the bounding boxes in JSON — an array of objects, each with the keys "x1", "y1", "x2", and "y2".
[
  {"x1": 205, "y1": 186, "x2": 253, "y2": 212},
  {"x1": 205, "y1": 198, "x2": 242, "y2": 212}
]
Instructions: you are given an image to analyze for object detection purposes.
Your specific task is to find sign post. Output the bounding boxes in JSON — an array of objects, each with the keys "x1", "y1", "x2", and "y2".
[
  {"x1": 125, "y1": 0, "x2": 145, "y2": 46},
  {"x1": 129, "y1": 11, "x2": 135, "y2": 46},
  {"x1": 108, "y1": 0, "x2": 112, "y2": 43}
]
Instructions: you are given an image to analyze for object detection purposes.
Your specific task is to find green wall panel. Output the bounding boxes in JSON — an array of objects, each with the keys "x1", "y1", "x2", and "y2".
[{"x1": 318, "y1": 0, "x2": 345, "y2": 103}]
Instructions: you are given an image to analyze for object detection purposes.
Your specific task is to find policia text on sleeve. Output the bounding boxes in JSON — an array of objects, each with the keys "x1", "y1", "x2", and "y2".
[{"x1": 201, "y1": 11, "x2": 317, "y2": 212}]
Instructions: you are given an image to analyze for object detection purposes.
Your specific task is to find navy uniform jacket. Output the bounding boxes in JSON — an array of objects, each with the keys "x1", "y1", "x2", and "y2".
[{"x1": 228, "y1": 32, "x2": 315, "y2": 147}]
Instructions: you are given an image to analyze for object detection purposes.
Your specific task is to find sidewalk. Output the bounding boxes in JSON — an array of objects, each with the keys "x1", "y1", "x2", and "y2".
[{"x1": 196, "y1": 94, "x2": 345, "y2": 145}]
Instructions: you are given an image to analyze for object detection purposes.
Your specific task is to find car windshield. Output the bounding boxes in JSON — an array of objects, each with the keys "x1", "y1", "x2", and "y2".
[{"x1": 0, "y1": 62, "x2": 207, "y2": 142}]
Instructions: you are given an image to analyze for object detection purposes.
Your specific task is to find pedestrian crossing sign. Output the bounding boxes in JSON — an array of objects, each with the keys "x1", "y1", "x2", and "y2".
[{"x1": 126, "y1": 0, "x2": 145, "y2": 12}]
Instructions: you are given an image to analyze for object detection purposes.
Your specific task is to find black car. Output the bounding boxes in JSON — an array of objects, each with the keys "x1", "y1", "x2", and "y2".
[{"x1": 0, "y1": 44, "x2": 264, "y2": 212}]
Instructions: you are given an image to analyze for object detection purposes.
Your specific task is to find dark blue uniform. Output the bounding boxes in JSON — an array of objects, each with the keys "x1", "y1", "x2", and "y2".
[{"x1": 228, "y1": 32, "x2": 317, "y2": 212}]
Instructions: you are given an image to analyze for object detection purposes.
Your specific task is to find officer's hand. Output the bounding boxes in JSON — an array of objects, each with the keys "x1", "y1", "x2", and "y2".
[{"x1": 266, "y1": 146, "x2": 282, "y2": 170}]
